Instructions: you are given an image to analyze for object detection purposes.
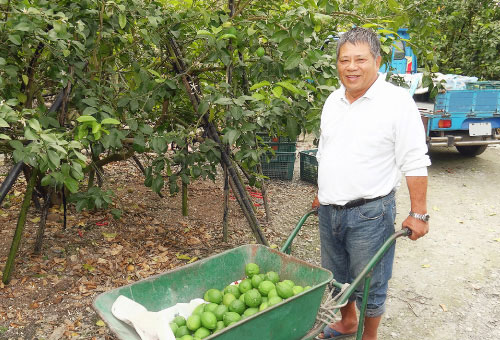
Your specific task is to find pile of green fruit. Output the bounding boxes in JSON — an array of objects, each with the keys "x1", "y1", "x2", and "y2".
[{"x1": 169, "y1": 263, "x2": 311, "y2": 339}]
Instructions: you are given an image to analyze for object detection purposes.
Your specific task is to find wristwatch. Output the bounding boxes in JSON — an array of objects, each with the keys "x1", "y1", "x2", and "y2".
[{"x1": 409, "y1": 211, "x2": 430, "y2": 222}]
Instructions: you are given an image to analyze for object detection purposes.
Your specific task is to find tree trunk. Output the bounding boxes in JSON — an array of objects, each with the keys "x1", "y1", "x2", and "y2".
[{"x1": 3, "y1": 167, "x2": 39, "y2": 284}]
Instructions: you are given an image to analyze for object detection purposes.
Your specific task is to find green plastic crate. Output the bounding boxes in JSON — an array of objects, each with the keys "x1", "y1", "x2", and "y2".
[
  {"x1": 299, "y1": 149, "x2": 318, "y2": 185},
  {"x1": 256, "y1": 132, "x2": 296, "y2": 144},
  {"x1": 268, "y1": 142, "x2": 297, "y2": 152},
  {"x1": 260, "y1": 151, "x2": 296, "y2": 180}
]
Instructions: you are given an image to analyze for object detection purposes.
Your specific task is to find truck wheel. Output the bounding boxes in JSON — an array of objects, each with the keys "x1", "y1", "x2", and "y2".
[{"x1": 455, "y1": 145, "x2": 488, "y2": 157}]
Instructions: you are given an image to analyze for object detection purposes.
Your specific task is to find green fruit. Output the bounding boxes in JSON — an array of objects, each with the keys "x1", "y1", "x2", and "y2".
[
  {"x1": 214, "y1": 304, "x2": 228, "y2": 321},
  {"x1": 186, "y1": 314, "x2": 201, "y2": 331},
  {"x1": 175, "y1": 325, "x2": 190, "y2": 337},
  {"x1": 204, "y1": 288, "x2": 223, "y2": 304},
  {"x1": 204, "y1": 303, "x2": 218, "y2": 313},
  {"x1": 304, "y1": 285, "x2": 312, "y2": 290},
  {"x1": 192, "y1": 304, "x2": 205, "y2": 316},
  {"x1": 194, "y1": 327, "x2": 211, "y2": 339},
  {"x1": 244, "y1": 289, "x2": 262, "y2": 308},
  {"x1": 265, "y1": 271, "x2": 280, "y2": 284},
  {"x1": 258, "y1": 280, "x2": 275, "y2": 296},
  {"x1": 222, "y1": 293, "x2": 236, "y2": 307},
  {"x1": 259, "y1": 301, "x2": 269, "y2": 311},
  {"x1": 224, "y1": 285, "x2": 241, "y2": 298},
  {"x1": 239, "y1": 279, "x2": 253, "y2": 294},
  {"x1": 256, "y1": 47, "x2": 265, "y2": 57},
  {"x1": 251, "y1": 274, "x2": 263, "y2": 288},
  {"x1": 292, "y1": 285, "x2": 304, "y2": 295},
  {"x1": 261, "y1": 296, "x2": 268, "y2": 303},
  {"x1": 200, "y1": 311, "x2": 217, "y2": 330},
  {"x1": 223, "y1": 311, "x2": 241, "y2": 326},
  {"x1": 267, "y1": 288, "x2": 278, "y2": 298},
  {"x1": 229, "y1": 299, "x2": 246, "y2": 315},
  {"x1": 245, "y1": 263, "x2": 260, "y2": 278},
  {"x1": 243, "y1": 307, "x2": 258, "y2": 317},
  {"x1": 239, "y1": 292, "x2": 245, "y2": 303},
  {"x1": 276, "y1": 282, "x2": 294, "y2": 299},
  {"x1": 170, "y1": 322, "x2": 178, "y2": 334},
  {"x1": 215, "y1": 320, "x2": 225, "y2": 332},
  {"x1": 173, "y1": 315, "x2": 186, "y2": 327},
  {"x1": 180, "y1": 335, "x2": 194, "y2": 340},
  {"x1": 267, "y1": 296, "x2": 283, "y2": 306},
  {"x1": 282, "y1": 279, "x2": 295, "y2": 287}
]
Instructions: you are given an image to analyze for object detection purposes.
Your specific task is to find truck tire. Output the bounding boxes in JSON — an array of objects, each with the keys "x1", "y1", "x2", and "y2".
[{"x1": 455, "y1": 145, "x2": 488, "y2": 157}]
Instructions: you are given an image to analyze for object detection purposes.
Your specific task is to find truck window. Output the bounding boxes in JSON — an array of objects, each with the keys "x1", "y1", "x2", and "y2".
[{"x1": 393, "y1": 41, "x2": 405, "y2": 60}]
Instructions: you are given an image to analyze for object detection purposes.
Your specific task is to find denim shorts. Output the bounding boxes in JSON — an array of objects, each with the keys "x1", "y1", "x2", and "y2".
[{"x1": 318, "y1": 191, "x2": 396, "y2": 317}]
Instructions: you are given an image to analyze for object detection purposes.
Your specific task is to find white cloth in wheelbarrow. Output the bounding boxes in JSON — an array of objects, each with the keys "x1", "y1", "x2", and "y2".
[{"x1": 111, "y1": 295, "x2": 205, "y2": 340}]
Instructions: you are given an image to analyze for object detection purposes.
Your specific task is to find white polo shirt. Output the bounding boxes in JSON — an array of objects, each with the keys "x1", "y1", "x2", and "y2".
[{"x1": 317, "y1": 75, "x2": 431, "y2": 205}]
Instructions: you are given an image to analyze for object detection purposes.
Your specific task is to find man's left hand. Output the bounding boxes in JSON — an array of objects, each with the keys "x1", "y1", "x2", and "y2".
[{"x1": 402, "y1": 216, "x2": 429, "y2": 241}]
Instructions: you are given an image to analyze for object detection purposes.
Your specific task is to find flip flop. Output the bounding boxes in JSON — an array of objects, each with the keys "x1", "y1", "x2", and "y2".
[{"x1": 316, "y1": 324, "x2": 356, "y2": 339}]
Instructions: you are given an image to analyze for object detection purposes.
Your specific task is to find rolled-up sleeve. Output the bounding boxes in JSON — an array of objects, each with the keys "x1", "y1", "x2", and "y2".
[{"x1": 394, "y1": 94, "x2": 431, "y2": 175}]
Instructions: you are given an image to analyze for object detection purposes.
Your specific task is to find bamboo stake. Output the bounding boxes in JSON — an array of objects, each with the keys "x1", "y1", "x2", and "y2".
[{"x1": 3, "y1": 167, "x2": 39, "y2": 284}]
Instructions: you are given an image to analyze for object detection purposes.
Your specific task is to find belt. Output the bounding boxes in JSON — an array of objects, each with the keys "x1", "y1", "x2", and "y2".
[{"x1": 330, "y1": 191, "x2": 393, "y2": 210}]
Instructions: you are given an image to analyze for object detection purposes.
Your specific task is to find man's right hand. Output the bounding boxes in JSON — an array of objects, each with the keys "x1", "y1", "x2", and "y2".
[{"x1": 312, "y1": 195, "x2": 320, "y2": 211}]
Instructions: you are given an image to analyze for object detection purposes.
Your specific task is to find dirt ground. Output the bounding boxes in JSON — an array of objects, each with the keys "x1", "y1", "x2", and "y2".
[{"x1": 0, "y1": 137, "x2": 499, "y2": 340}]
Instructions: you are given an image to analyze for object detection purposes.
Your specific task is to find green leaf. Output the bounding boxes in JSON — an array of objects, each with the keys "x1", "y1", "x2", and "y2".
[
  {"x1": 77, "y1": 115, "x2": 97, "y2": 123},
  {"x1": 277, "y1": 81, "x2": 307, "y2": 96},
  {"x1": 28, "y1": 119, "x2": 41, "y2": 132},
  {"x1": 197, "y1": 30, "x2": 213, "y2": 36},
  {"x1": 387, "y1": 0, "x2": 400, "y2": 12},
  {"x1": 214, "y1": 97, "x2": 233, "y2": 105},
  {"x1": 47, "y1": 150, "x2": 61, "y2": 168},
  {"x1": 119, "y1": 14, "x2": 127, "y2": 29},
  {"x1": 82, "y1": 107, "x2": 98, "y2": 116},
  {"x1": 64, "y1": 176, "x2": 79, "y2": 194},
  {"x1": 278, "y1": 37, "x2": 296, "y2": 52},
  {"x1": 250, "y1": 81, "x2": 270, "y2": 91},
  {"x1": 272, "y1": 86, "x2": 283, "y2": 98},
  {"x1": 9, "y1": 140, "x2": 23, "y2": 151},
  {"x1": 152, "y1": 175, "x2": 164, "y2": 193},
  {"x1": 284, "y1": 54, "x2": 301, "y2": 70},
  {"x1": 8, "y1": 34, "x2": 21, "y2": 45},
  {"x1": 13, "y1": 22, "x2": 31, "y2": 31},
  {"x1": 24, "y1": 128, "x2": 38, "y2": 141},
  {"x1": 22, "y1": 75, "x2": 29, "y2": 85},
  {"x1": 101, "y1": 118, "x2": 120, "y2": 125},
  {"x1": 0, "y1": 134, "x2": 11, "y2": 140},
  {"x1": 223, "y1": 129, "x2": 241, "y2": 145},
  {"x1": 218, "y1": 33, "x2": 237, "y2": 40},
  {"x1": 0, "y1": 118, "x2": 9, "y2": 128},
  {"x1": 198, "y1": 100, "x2": 210, "y2": 115}
]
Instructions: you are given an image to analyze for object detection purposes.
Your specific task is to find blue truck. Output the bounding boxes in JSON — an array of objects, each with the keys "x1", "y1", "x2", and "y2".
[{"x1": 420, "y1": 86, "x2": 500, "y2": 156}]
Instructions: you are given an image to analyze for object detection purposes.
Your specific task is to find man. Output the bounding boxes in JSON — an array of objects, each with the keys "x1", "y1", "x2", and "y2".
[{"x1": 312, "y1": 27, "x2": 431, "y2": 339}]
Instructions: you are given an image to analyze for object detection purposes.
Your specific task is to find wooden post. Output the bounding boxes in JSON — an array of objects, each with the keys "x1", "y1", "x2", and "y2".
[{"x1": 3, "y1": 167, "x2": 39, "y2": 284}]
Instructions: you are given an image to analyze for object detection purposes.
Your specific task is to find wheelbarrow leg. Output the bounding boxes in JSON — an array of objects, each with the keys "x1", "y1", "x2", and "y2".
[{"x1": 356, "y1": 272, "x2": 373, "y2": 340}]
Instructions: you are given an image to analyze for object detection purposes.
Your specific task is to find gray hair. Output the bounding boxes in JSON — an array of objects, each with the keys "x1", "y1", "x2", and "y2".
[{"x1": 336, "y1": 27, "x2": 381, "y2": 59}]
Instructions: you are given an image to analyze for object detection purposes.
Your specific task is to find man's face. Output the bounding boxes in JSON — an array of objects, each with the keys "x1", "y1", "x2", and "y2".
[{"x1": 337, "y1": 42, "x2": 381, "y2": 102}]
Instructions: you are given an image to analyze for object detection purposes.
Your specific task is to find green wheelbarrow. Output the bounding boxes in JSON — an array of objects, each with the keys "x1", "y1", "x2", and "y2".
[{"x1": 94, "y1": 210, "x2": 411, "y2": 340}]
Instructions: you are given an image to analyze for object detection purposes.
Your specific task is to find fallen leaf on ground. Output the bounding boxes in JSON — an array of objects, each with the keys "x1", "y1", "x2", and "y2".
[
  {"x1": 439, "y1": 304, "x2": 447, "y2": 312},
  {"x1": 421, "y1": 264, "x2": 431, "y2": 268}
]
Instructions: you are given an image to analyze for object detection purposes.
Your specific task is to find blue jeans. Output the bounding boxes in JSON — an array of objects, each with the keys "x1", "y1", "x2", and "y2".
[{"x1": 318, "y1": 192, "x2": 396, "y2": 317}]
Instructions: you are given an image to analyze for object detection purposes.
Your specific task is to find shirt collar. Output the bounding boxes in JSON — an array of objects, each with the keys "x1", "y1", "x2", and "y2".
[{"x1": 340, "y1": 73, "x2": 384, "y2": 103}]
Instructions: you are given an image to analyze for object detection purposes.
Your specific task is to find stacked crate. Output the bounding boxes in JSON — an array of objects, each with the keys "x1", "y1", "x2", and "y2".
[
  {"x1": 299, "y1": 149, "x2": 318, "y2": 185},
  {"x1": 258, "y1": 134, "x2": 297, "y2": 180}
]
